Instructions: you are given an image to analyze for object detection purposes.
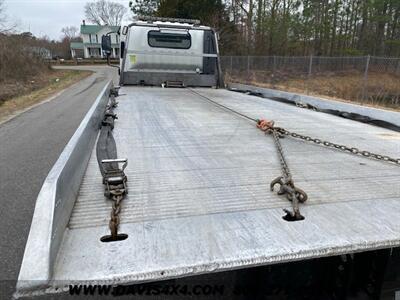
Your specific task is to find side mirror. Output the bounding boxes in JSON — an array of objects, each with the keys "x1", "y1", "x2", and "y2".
[
  {"x1": 122, "y1": 26, "x2": 128, "y2": 35},
  {"x1": 101, "y1": 35, "x2": 112, "y2": 55}
]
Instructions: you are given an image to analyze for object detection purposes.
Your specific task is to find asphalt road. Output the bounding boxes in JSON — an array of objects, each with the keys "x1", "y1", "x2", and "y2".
[{"x1": 0, "y1": 66, "x2": 118, "y2": 299}]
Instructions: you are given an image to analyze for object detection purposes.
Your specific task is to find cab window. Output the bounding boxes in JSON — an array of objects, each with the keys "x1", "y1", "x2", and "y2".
[{"x1": 148, "y1": 31, "x2": 191, "y2": 49}]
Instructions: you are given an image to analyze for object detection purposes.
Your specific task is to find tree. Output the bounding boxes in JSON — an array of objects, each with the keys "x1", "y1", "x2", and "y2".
[
  {"x1": 61, "y1": 26, "x2": 79, "y2": 40},
  {"x1": 156, "y1": 0, "x2": 226, "y2": 24},
  {"x1": 129, "y1": 0, "x2": 159, "y2": 16},
  {"x1": 127, "y1": 0, "x2": 400, "y2": 57},
  {"x1": 0, "y1": 0, "x2": 15, "y2": 33},
  {"x1": 84, "y1": 0, "x2": 126, "y2": 26},
  {"x1": 0, "y1": 0, "x2": 5, "y2": 28},
  {"x1": 0, "y1": 0, "x2": 18, "y2": 34}
]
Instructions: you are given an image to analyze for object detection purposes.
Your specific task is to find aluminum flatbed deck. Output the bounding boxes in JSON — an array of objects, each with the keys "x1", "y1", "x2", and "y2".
[{"x1": 17, "y1": 86, "x2": 400, "y2": 295}]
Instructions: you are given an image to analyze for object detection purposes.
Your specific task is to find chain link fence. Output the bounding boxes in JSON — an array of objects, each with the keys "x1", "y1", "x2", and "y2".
[{"x1": 220, "y1": 56, "x2": 400, "y2": 109}]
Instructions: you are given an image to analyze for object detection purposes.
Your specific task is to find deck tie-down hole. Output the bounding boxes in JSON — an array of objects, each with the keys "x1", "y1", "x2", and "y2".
[
  {"x1": 282, "y1": 210, "x2": 305, "y2": 222},
  {"x1": 100, "y1": 233, "x2": 128, "y2": 243},
  {"x1": 282, "y1": 215, "x2": 305, "y2": 222}
]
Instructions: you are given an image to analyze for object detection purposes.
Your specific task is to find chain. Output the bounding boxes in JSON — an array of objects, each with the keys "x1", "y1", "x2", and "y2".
[
  {"x1": 271, "y1": 129, "x2": 291, "y2": 179},
  {"x1": 186, "y1": 90, "x2": 399, "y2": 221},
  {"x1": 274, "y1": 127, "x2": 400, "y2": 165},
  {"x1": 258, "y1": 120, "x2": 308, "y2": 221},
  {"x1": 257, "y1": 118, "x2": 399, "y2": 222},
  {"x1": 109, "y1": 193, "x2": 123, "y2": 238}
]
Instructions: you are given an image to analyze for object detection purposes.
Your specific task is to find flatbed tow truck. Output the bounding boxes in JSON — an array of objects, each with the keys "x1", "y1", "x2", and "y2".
[{"x1": 16, "y1": 17, "x2": 400, "y2": 298}]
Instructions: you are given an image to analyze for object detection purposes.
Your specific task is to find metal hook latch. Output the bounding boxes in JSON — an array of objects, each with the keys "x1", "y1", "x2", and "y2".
[
  {"x1": 270, "y1": 176, "x2": 307, "y2": 221},
  {"x1": 101, "y1": 158, "x2": 128, "y2": 198}
]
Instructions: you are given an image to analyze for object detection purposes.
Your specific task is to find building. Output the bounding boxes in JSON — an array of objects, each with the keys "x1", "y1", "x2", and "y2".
[
  {"x1": 29, "y1": 46, "x2": 52, "y2": 59},
  {"x1": 70, "y1": 21, "x2": 120, "y2": 59}
]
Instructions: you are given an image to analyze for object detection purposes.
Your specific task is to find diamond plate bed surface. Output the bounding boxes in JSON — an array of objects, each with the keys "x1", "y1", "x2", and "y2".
[{"x1": 54, "y1": 87, "x2": 400, "y2": 283}]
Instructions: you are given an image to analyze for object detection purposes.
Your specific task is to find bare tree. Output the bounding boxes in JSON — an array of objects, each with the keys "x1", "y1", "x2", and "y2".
[
  {"x1": 0, "y1": 0, "x2": 18, "y2": 34},
  {"x1": 61, "y1": 26, "x2": 79, "y2": 39},
  {"x1": 84, "y1": 0, "x2": 126, "y2": 26},
  {"x1": 0, "y1": 0, "x2": 8, "y2": 32}
]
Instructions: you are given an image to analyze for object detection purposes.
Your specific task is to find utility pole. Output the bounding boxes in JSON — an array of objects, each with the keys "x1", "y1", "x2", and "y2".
[
  {"x1": 362, "y1": 55, "x2": 370, "y2": 102},
  {"x1": 308, "y1": 54, "x2": 313, "y2": 78},
  {"x1": 307, "y1": 55, "x2": 313, "y2": 94},
  {"x1": 247, "y1": 56, "x2": 250, "y2": 82}
]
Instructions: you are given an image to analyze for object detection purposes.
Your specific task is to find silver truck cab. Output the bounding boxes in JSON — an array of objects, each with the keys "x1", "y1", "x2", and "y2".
[{"x1": 119, "y1": 16, "x2": 222, "y2": 87}]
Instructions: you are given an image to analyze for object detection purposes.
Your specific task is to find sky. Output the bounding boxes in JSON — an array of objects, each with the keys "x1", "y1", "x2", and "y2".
[{"x1": 4, "y1": 0, "x2": 132, "y2": 40}]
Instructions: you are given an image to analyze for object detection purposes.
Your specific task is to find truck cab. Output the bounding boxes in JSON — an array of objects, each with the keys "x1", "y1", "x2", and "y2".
[{"x1": 118, "y1": 16, "x2": 222, "y2": 87}]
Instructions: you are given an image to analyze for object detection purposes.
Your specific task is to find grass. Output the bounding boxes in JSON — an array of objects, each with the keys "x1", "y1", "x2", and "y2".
[
  {"x1": 0, "y1": 69, "x2": 92, "y2": 123},
  {"x1": 227, "y1": 70, "x2": 400, "y2": 111}
]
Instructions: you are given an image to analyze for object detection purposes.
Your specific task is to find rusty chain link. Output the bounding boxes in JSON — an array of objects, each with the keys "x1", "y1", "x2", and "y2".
[
  {"x1": 275, "y1": 127, "x2": 400, "y2": 165},
  {"x1": 101, "y1": 160, "x2": 128, "y2": 242},
  {"x1": 257, "y1": 118, "x2": 399, "y2": 222},
  {"x1": 109, "y1": 193, "x2": 123, "y2": 238},
  {"x1": 268, "y1": 128, "x2": 308, "y2": 221}
]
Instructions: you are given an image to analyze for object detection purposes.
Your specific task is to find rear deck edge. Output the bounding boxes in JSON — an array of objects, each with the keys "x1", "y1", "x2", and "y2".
[
  {"x1": 15, "y1": 229, "x2": 400, "y2": 298},
  {"x1": 228, "y1": 83, "x2": 400, "y2": 127},
  {"x1": 15, "y1": 80, "x2": 112, "y2": 296}
]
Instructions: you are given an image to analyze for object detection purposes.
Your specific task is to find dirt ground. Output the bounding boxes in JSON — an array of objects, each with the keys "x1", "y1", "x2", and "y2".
[{"x1": 0, "y1": 69, "x2": 92, "y2": 122}]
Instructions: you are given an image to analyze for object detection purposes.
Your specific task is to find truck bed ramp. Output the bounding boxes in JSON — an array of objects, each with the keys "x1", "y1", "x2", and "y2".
[{"x1": 17, "y1": 85, "x2": 400, "y2": 296}]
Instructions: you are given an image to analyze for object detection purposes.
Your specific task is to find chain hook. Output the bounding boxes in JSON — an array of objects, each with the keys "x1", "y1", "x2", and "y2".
[
  {"x1": 270, "y1": 176, "x2": 307, "y2": 221},
  {"x1": 260, "y1": 119, "x2": 307, "y2": 221}
]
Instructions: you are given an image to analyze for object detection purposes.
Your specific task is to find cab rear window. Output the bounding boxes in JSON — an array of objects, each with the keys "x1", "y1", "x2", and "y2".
[{"x1": 148, "y1": 31, "x2": 191, "y2": 49}]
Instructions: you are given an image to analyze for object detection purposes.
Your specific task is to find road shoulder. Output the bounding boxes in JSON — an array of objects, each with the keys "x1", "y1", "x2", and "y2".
[{"x1": 0, "y1": 69, "x2": 92, "y2": 125}]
